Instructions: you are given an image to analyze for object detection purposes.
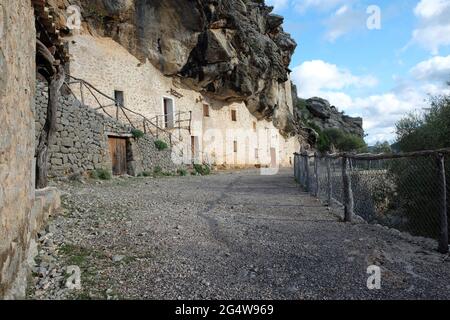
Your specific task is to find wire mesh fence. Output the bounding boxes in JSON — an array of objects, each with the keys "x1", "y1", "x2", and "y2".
[{"x1": 294, "y1": 150, "x2": 450, "y2": 253}]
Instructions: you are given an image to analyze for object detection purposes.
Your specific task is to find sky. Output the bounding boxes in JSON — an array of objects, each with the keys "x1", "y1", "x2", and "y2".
[{"x1": 266, "y1": 0, "x2": 450, "y2": 145}]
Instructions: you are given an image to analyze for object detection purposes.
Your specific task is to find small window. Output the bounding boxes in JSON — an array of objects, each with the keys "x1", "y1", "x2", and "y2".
[
  {"x1": 231, "y1": 110, "x2": 237, "y2": 122},
  {"x1": 233, "y1": 141, "x2": 238, "y2": 153},
  {"x1": 255, "y1": 148, "x2": 259, "y2": 159},
  {"x1": 114, "y1": 90, "x2": 124, "y2": 107},
  {"x1": 253, "y1": 121, "x2": 257, "y2": 132},
  {"x1": 203, "y1": 104, "x2": 210, "y2": 117}
]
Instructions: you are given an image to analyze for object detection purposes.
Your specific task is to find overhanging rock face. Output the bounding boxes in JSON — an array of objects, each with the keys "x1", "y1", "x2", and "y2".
[{"x1": 47, "y1": 0, "x2": 298, "y2": 135}]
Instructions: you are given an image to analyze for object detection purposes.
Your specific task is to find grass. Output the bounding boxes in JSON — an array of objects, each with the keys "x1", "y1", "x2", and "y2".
[
  {"x1": 90, "y1": 168, "x2": 112, "y2": 180},
  {"x1": 193, "y1": 164, "x2": 211, "y2": 176},
  {"x1": 58, "y1": 243, "x2": 110, "y2": 300},
  {"x1": 177, "y1": 168, "x2": 188, "y2": 176},
  {"x1": 153, "y1": 166, "x2": 163, "y2": 176},
  {"x1": 137, "y1": 171, "x2": 152, "y2": 177}
]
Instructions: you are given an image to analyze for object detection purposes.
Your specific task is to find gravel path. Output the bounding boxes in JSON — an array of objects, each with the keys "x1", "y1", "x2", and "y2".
[{"x1": 28, "y1": 169, "x2": 450, "y2": 300}]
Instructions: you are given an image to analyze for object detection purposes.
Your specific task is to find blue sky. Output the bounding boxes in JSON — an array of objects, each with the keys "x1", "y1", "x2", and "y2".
[{"x1": 266, "y1": 0, "x2": 450, "y2": 144}]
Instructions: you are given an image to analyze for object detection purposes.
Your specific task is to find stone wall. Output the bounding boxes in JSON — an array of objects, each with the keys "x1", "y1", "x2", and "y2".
[
  {"x1": 35, "y1": 80, "x2": 179, "y2": 178},
  {"x1": 0, "y1": 0, "x2": 36, "y2": 299}
]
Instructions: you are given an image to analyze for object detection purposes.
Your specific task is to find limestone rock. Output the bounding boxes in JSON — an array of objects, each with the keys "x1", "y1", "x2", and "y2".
[
  {"x1": 293, "y1": 92, "x2": 365, "y2": 139},
  {"x1": 305, "y1": 97, "x2": 332, "y2": 120}
]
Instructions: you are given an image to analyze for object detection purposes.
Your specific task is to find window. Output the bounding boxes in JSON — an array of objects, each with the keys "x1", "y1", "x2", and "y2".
[
  {"x1": 253, "y1": 121, "x2": 257, "y2": 132},
  {"x1": 203, "y1": 104, "x2": 210, "y2": 117},
  {"x1": 255, "y1": 148, "x2": 259, "y2": 159},
  {"x1": 163, "y1": 97, "x2": 175, "y2": 128},
  {"x1": 233, "y1": 141, "x2": 238, "y2": 153},
  {"x1": 231, "y1": 110, "x2": 237, "y2": 122},
  {"x1": 114, "y1": 90, "x2": 124, "y2": 107}
]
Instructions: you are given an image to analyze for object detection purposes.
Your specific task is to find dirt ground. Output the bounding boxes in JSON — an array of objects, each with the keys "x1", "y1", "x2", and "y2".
[{"x1": 28, "y1": 169, "x2": 450, "y2": 300}]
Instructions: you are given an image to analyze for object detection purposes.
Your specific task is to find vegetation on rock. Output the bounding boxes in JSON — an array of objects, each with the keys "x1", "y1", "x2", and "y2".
[{"x1": 154, "y1": 140, "x2": 168, "y2": 151}]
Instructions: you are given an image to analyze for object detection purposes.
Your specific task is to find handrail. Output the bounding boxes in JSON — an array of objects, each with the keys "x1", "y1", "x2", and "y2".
[{"x1": 64, "y1": 75, "x2": 192, "y2": 150}]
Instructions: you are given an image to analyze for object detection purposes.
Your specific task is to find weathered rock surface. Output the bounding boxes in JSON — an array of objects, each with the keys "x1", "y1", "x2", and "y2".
[
  {"x1": 292, "y1": 87, "x2": 364, "y2": 139},
  {"x1": 306, "y1": 97, "x2": 364, "y2": 137},
  {"x1": 50, "y1": 0, "x2": 297, "y2": 134}
]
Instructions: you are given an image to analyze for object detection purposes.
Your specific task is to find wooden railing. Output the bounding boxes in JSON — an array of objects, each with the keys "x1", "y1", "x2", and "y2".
[{"x1": 64, "y1": 75, "x2": 192, "y2": 148}]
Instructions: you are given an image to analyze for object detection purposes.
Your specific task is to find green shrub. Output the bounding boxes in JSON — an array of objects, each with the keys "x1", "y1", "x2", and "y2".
[
  {"x1": 154, "y1": 140, "x2": 168, "y2": 151},
  {"x1": 177, "y1": 168, "x2": 187, "y2": 176},
  {"x1": 138, "y1": 171, "x2": 151, "y2": 177},
  {"x1": 131, "y1": 129, "x2": 145, "y2": 139},
  {"x1": 371, "y1": 141, "x2": 392, "y2": 154},
  {"x1": 391, "y1": 93, "x2": 450, "y2": 238},
  {"x1": 153, "y1": 166, "x2": 163, "y2": 176},
  {"x1": 193, "y1": 164, "x2": 211, "y2": 176},
  {"x1": 90, "y1": 168, "x2": 112, "y2": 180},
  {"x1": 322, "y1": 128, "x2": 367, "y2": 153}
]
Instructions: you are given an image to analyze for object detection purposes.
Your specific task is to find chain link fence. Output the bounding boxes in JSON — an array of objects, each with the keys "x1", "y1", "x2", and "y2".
[{"x1": 294, "y1": 150, "x2": 450, "y2": 253}]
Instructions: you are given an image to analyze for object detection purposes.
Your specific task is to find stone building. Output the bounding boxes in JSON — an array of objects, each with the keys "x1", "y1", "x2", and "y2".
[
  {"x1": 28, "y1": 0, "x2": 302, "y2": 175},
  {"x1": 35, "y1": 79, "x2": 181, "y2": 177},
  {"x1": 65, "y1": 34, "x2": 300, "y2": 170}
]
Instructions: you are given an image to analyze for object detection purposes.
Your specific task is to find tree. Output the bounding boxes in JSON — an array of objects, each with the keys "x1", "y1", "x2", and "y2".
[
  {"x1": 322, "y1": 128, "x2": 367, "y2": 153},
  {"x1": 395, "y1": 95, "x2": 450, "y2": 152},
  {"x1": 389, "y1": 91, "x2": 450, "y2": 238},
  {"x1": 35, "y1": 40, "x2": 65, "y2": 189},
  {"x1": 372, "y1": 141, "x2": 392, "y2": 154}
]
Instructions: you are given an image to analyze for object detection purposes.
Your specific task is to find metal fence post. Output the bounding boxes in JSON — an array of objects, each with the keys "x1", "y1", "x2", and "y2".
[
  {"x1": 326, "y1": 155, "x2": 332, "y2": 206},
  {"x1": 314, "y1": 153, "x2": 319, "y2": 197},
  {"x1": 437, "y1": 153, "x2": 449, "y2": 254},
  {"x1": 304, "y1": 153, "x2": 310, "y2": 193},
  {"x1": 342, "y1": 155, "x2": 354, "y2": 222},
  {"x1": 294, "y1": 154, "x2": 298, "y2": 182}
]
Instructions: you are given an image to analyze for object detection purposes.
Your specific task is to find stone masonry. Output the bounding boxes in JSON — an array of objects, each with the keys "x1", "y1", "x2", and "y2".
[
  {"x1": 0, "y1": 0, "x2": 36, "y2": 299},
  {"x1": 35, "y1": 80, "x2": 180, "y2": 178}
]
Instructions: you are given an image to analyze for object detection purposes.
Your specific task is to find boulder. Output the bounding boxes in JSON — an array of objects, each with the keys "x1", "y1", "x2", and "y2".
[{"x1": 305, "y1": 98, "x2": 331, "y2": 120}]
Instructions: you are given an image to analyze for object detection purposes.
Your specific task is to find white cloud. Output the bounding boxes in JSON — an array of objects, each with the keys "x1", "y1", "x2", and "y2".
[
  {"x1": 410, "y1": 0, "x2": 450, "y2": 54},
  {"x1": 324, "y1": 5, "x2": 367, "y2": 42},
  {"x1": 291, "y1": 58, "x2": 450, "y2": 144},
  {"x1": 293, "y1": 0, "x2": 352, "y2": 13},
  {"x1": 414, "y1": 0, "x2": 450, "y2": 19},
  {"x1": 410, "y1": 55, "x2": 450, "y2": 81},
  {"x1": 292, "y1": 60, "x2": 378, "y2": 99}
]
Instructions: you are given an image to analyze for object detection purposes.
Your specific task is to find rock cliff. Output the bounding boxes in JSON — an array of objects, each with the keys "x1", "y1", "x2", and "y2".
[
  {"x1": 291, "y1": 84, "x2": 364, "y2": 146},
  {"x1": 49, "y1": 0, "x2": 297, "y2": 135}
]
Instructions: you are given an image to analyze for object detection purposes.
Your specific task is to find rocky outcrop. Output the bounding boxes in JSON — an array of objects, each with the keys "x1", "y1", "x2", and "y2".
[
  {"x1": 306, "y1": 97, "x2": 364, "y2": 137},
  {"x1": 290, "y1": 84, "x2": 364, "y2": 147},
  {"x1": 49, "y1": 0, "x2": 297, "y2": 134}
]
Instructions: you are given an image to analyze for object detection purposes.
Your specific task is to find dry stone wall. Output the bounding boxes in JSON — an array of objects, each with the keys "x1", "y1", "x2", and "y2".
[{"x1": 35, "y1": 80, "x2": 179, "y2": 178}]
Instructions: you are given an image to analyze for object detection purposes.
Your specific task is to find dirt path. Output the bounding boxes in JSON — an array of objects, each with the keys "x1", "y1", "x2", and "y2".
[{"x1": 28, "y1": 169, "x2": 450, "y2": 300}]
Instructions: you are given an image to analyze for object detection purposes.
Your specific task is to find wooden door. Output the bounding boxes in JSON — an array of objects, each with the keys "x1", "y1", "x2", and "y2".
[{"x1": 109, "y1": 137, "x2": 127, "y2": 175}]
